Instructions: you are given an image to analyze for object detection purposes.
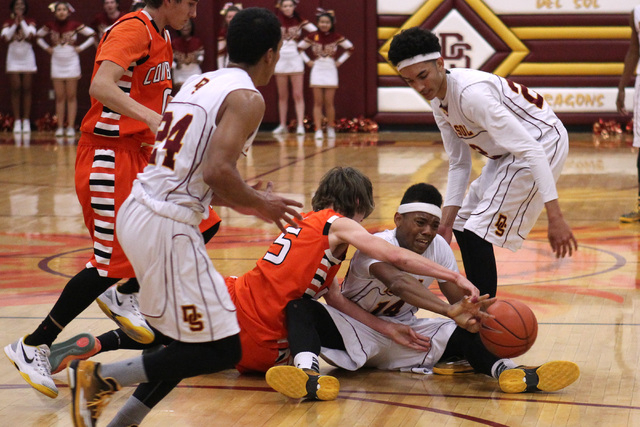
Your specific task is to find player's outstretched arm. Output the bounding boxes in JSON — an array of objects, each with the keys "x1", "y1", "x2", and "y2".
[
  {"x1": 203, "y1": 89, "x2": 302, "y2": 232},
  {"x1": 324, "y1": 280, "x2": 431, "y2": 352},
  {"x1": 330, "y1": 218, "x2": 479, "y2": 298},
  {"x1": 446, "y1": 295, "x2": 495, "y2": 333},
  {"x1": 369, "y1": 261, "x2": 458, "y2": 317}
]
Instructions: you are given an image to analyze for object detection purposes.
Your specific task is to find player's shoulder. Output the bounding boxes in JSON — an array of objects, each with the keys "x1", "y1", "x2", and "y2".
[
  {"x1": 424, "y1": 234, "x2": 455, "y2": 262},
  {"x1": 372, "y1": 228, "x2": 397, "y2": 244},
  {"x1": 109, "y1": 11, "x2": 150, "y2": 35}
]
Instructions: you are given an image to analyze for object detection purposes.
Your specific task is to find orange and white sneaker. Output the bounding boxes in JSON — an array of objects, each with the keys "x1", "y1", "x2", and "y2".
[
  {"x1": 266, "y1": 366, "x2": 339, "y2": 401},
  {"x1": 68, "y1": 360, "x2": 120, "y2": 427},
  {"x1": 4, "y1": 336, "x2": 58, "y2": 398},
  {"x1": 499, "y1": 361, "x2": 579, "y2": 393},
  {"x1": 49, "y1": 333, "x2": 101, "y2": 375}
]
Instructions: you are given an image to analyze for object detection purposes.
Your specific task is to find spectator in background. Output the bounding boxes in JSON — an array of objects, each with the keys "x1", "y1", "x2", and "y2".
[
  {"x1": 298, "y1": 9, "x2": 353, "y2": 140},
  {"x1": 37, "y1": 2, "x2": 95, "y2": 138},
  {"x1": 2, "y1": 0, "x2": 37, "y2": 134},
  {"x1": 272, "y1": 0, "x2": 316, "y2": 135},
  {"x1": 217, "y1": 2, "x2": 241, "y2": 69},
  {"x1": 616, "y1": 5, "x2": 640, "y2": 223},
  {"x1": 130, "y1": 0, "x2": 145, "y2": 12},
  {"x1": 172, "y1": 18, "x2": 203, "y2": 94},
  {"x1": 91, "y1": 0, "x2": 122, "y2": 43}
]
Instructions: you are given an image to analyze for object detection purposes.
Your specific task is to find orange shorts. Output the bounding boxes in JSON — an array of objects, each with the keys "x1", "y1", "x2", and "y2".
[
  {"x1": 75, "y1": 132, "x2": 221, "y2": 278},
  {"x1": 225, "y1": 276, "x2": 290, "y2": 373}
]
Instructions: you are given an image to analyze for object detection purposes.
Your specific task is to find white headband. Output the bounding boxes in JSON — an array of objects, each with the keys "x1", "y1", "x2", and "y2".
[
  {"x1": 396, "y1": 52, "x2": 442, "y2": 71},
  {"x1": 397, "y1": 202, "x2": 441, "y2": 219}
]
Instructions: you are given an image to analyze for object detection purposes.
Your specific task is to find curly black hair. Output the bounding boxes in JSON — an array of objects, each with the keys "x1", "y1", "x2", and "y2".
[
  {"x1": 400, "y1": 183, "x2": 442, "y2": 207},
  {"x1": 388, "y1": 27, "x2": 441, "y2": 67},
  {"x1": 228, "y1": 7, "x2": 281, "y2": 66}
]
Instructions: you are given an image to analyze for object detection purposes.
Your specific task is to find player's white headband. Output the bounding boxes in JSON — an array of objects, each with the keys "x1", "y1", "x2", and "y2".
[
  {"x1": 396, "y1": 52, "x2": 442, "y2": 71},
  {"x1": 397, "y1": 202, "x2": 441, "y2": 219}
]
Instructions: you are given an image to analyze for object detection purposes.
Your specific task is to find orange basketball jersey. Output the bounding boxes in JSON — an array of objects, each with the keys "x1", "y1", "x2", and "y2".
[
  {"x1": 231, "y1": 209, "x2": 345, "y2": 344},
  {"x1": 80, "y1": 10, "x2": 173, "y2": 141}
]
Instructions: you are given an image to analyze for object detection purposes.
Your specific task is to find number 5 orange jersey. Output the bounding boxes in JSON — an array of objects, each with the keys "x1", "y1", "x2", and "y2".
[{"x1": 230, "y1": 209, "x2": 345, "y2": 345}]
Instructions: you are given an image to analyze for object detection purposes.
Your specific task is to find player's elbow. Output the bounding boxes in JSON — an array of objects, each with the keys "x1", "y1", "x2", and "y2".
[{"x1": 202, "y1": 166, "x2": 219, "y2": 190}]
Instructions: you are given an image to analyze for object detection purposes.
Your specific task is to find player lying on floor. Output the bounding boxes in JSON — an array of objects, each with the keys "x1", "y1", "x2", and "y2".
[
  {"x1": 47, "y1": 169, "x2": 485, "y2": 399},
  {"x1": 265, "y1": 183, "x2": 580, "y2": 399}
]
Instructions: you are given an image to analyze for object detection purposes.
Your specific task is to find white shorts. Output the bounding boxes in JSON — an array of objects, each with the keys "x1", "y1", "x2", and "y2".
[
  {"x1": 275, "y1": 41, "x2": 304, "y2": 75},
  {"x1": 634, "y1": 77, "x2": 640, "y2": 148},
  {"x1": 6, "y1": 41, "x2": 37, "y2": 73},
  {"x1": 51, "y1": 45, "x2": 81, "y2": 79},
  {"x1": 116, "y1": 195, "x2": 240, "y2": 343},
  {"x1": 454, "y1": 127, "x2": 569, "y2": 251},
  {"x1": 310, "y1": 58, "x2": 338, "y2": 88},
  {"x1": 320, "y1": 304, "x2": 456, "y2": 373}
]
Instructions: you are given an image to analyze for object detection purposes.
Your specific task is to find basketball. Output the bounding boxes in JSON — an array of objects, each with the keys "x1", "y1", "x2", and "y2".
[{"x1": 479, "y1": 299, "x2": 538, "y2": 358}]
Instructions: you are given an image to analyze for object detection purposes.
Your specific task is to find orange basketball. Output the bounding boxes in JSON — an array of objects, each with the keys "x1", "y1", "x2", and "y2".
[{"x1": 479, "y1": 299, "x2": 538, "y2": 358}]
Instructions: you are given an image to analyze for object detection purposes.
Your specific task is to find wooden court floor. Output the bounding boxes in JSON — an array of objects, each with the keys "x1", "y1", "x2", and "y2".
[{"x1": 0, "y1": 130, "x2": 639, "y2": 426}]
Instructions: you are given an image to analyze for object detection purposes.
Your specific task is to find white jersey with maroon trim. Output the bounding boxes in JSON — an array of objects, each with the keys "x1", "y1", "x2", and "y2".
[
  {"x1": 430, "y1": 68, "x2": 566, "y2": 207},
  {"x1": 135, "y1": 68, "x2": 260, "y2": 222},
  {"x1": 342, "y1": 229, "x2": 458, "y2": 323}
]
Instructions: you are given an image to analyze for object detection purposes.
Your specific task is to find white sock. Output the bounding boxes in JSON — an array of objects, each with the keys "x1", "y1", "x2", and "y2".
[
  {"x1": 491, "y1": 358, "x2": 517, "y2": 379},
  {"x1": 293, "y1": 352, "x2": 319, "y2": 372}
]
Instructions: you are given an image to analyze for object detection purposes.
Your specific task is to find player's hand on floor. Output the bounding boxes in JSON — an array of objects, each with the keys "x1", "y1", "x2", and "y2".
[{"x1": 387, "y1": 323, "x2": 431, "y2": 352}]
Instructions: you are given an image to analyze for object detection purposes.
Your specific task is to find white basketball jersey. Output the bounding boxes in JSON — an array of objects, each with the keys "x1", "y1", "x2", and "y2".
[
  {"x1": 431, "y1": 68, "x2": 565, "y2": 206},
  {"x1": 136, "y1": 68, "x2": 260, "y2": 221},
  {"x1": 342, "y1": 229, "x2": 458, "y2": 323}
]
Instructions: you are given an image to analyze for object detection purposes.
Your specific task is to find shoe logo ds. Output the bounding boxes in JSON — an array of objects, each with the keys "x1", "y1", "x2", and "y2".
[{"x1": 181, "y1": 305, "x2": 204, "y2": 332}]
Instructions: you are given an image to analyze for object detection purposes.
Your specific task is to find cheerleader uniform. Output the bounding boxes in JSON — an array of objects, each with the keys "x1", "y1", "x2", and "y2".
[
  {"x1": 172, "y1": 35, "x2": 204, "y2": 85},
  {"x1": 36, "y1": 19, "x2": 95, "y2": 79},
  {"x1": 298, "y1": 31, "x2": 353, "y2": 88},
  {"x1": 274, "y1": 11, "x2": 316, "y2": 75},
  {"x1": 2, "y1": 17, "x2": 37, "y2": 73}
]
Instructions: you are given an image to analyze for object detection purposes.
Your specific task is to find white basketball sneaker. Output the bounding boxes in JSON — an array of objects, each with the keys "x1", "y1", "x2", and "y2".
[
  {"x1": 4, "y1": 336, "x2": 58, "y2": 398},
  {"x1": 96, "y1": 286, "x2": 155, "y2": 344}
]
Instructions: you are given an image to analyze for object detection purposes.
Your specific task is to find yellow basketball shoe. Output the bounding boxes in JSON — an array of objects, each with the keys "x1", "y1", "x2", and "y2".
[
  {"x1": 499, "y1": 361, "x2": 579, "y2": 393},
  {"x1": 266, "y1": 366, "x2": 340, "y2": 401}
]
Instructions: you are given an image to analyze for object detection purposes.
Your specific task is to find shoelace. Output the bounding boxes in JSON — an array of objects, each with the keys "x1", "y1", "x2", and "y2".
[
  {"x1": 87, "y1": 388, "x2": 115, "y2": 418},
  {"x1": 34, "y1": 346, "x2": 53, "y2": 376},
  {"x1": 127, "y1": 294, "x2": 144, "y2": 319}
]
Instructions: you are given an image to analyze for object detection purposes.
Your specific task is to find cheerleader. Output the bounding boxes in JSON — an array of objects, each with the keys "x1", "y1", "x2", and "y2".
[
  {"x1": 298, "y1": 9, "x2": 353, "y2": 139},
  {"x1": 172, "y1": 18, "x2": 203, "y2": 93},
  {"x1": 37, "y1": 2, "x2": 95, "y2": 138},
  {"x1": 273, "y1": 0, "x2": 317, "y2": 135},
  {"x1": 217, "y1": 2, "x2": 241, "y2": 70},
  {"x1": 2, "y1": 0, "x2": 37, "y2": 133}
]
